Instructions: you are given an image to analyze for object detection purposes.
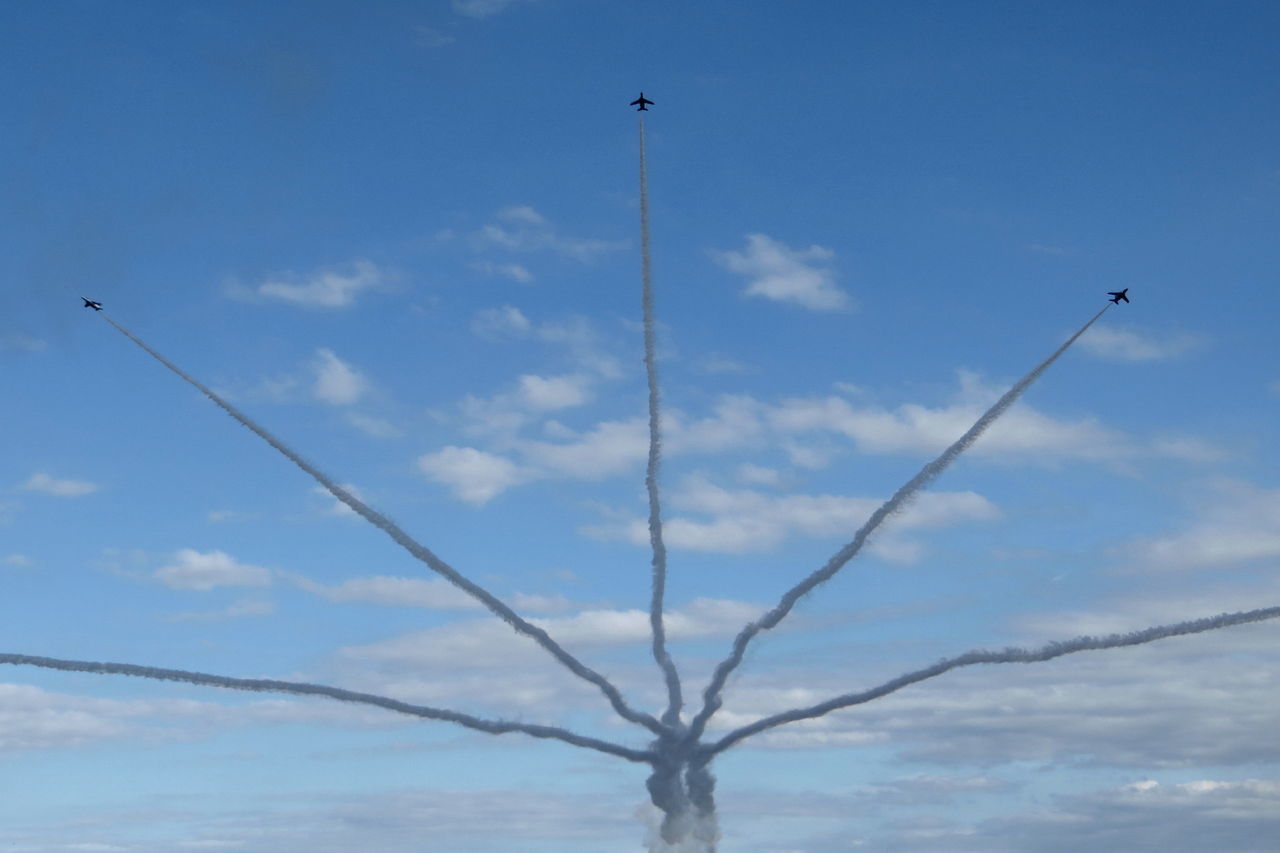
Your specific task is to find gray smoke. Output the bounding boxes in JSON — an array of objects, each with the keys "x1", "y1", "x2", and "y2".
[
  {"x1": 97, "y1": 313, "x2": 663, "y2": 736},
  {"x1": 0, "y1": 652, "x2": 652, "y2": 762},
  {"x1": 638, "y1": 114, "x2": 684, "y2": 727},
  {"x1": 706, "y1": 604, "x2": 1280, "y2": 755},
  {"x1": 688, "y1": 304, "x2": 1113, "y2": 742}
]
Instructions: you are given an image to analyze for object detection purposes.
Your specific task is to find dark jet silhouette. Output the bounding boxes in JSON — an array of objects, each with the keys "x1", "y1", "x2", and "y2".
[
  {"x1": 81, "y1": 297, "x2": 103, "y2": 311},
  {"x1": 1107, "y1": 288, "x2": 1130, "y2": 304},
  {"x1": 630, "y1": 92, "x2": 654, "y2": 111}
]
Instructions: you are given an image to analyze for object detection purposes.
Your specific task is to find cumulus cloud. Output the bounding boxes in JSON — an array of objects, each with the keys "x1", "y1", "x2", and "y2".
[
  {"x1": 416, "y1": 446, "x2": 527, "y2": 505},
  {"x1": 153, "y1": 549, "x2": 273, "y2": 591},
  {"x1": 1078, "y1": 325, "x2": 1203, "y2": 361},
  {"x1": 311, "y1": 348, "x2": 367, "y2": 405},
  {"x1": 713, "y1": 233, "x2": 851, "y2": 312},
  {"x1": 21, "y1": 472, "x2": 100, "y2": 497},
  {"x1": 233, "y1": 260, "x2": 384, "y2": 308}
]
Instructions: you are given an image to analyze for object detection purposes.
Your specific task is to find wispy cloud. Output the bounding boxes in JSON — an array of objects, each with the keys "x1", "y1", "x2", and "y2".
[
  {"x1": 584, "y1": 475, "x2": 1000, "y2": 558},
  {"x1": 1078, "y1": 325, "x2": 1203, "y2": 361},
  {"x1": 413, "y1": 25, "x2": 455, "y2": 47},
  {"x1": 467, "y1": 206, "x2": 624, "y2": 262},
  {"x1": 153, "y1": 549, "x2": 272, "y2": 591},
  {"x1": 230, "y1": 260, "x2": 385, "y2": 309},
  {"x1": 712, "y1": 233, "x2": 851, "y2": 312},
  {"x1": 164, "y1": 599, "x2": 276, "y2": 623},
  {"x1": 1125, "y1": 480, "x2": 1280, "y2": 571},
  {"x1": 472, "y1": 261, "x2": 534, "y2": 283},
  {"x1": 311, "y1": 348, "x2": 368, "y2": 406},
  {"x1": 451, "y1": 0, "x2": 537, "y2": 20},
  {"x1": 21, "y1": 472, "x2": 100, "y2": 497}
]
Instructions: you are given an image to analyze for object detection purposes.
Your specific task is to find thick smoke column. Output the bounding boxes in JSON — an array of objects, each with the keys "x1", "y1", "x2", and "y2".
[
  {"x1": 0, "y1": 653, "x2": 651, "y2": 762},
  {"x1": 638, "y1": 114, "x2": 684, "y2": 726},
  {"x1": 96, "y1": 313, "x2": 663, "y2": 736},
  {"x1": 688, "y1": 304, "x2": 1113, "y2": 741},
  {"x1": 705, "y1": 604, "x2": 1280, "y2": 755}
]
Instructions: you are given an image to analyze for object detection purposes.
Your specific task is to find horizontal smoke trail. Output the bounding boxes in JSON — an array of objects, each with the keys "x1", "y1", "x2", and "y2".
[
  {"x1": 687, "y1": 304, "x2": 1113, "y2": 742},
  {"x1": 96, "y1": 313, "x2": 664, "y2": 737},
  {"x1": 638, "y1": 113, "x2": 684, "y2": 727},
  {"x1": 0, "y1": 653, "x2": 653, "y2": 762},
  {"x1": 704, "y1": 604, "x2": 1280, "y2": 756}
]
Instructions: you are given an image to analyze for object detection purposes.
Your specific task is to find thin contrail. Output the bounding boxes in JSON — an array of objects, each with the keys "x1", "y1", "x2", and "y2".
[
  {"x1": 0, "y1": 653, "x2": 652, "y2": 762},
  {"x1": 639, "y1": 114, "x2": 683, "y2": 726},
  {"x1": 703, "y1": 604, "x2": 1280, "y2": 756},
  {"x1": 687, "y1": 304, "x2": 1113, "y2": 742},
  {"x1": 96, "y1": 313, "x2": 664, "y2": 737}
]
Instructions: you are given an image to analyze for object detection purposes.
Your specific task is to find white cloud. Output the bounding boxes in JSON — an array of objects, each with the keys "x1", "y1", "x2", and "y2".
[
  {"x1": 452, "y1": 0, "x2": 536, "y2": 18},
  {"x1": 311, "y1": 348, "x2": 367, "y2": 405},
  {"x1": 1078, "y1": 325, "x2": 1203, "y2": 361},
  {"x1": 3, "y1": 554, "x2": 31, "y2": 567},
  {"x1": 153, "y1": 549, "x2": 273, "y2": 591},
  {"x1": 340, "y1": 597, "x2": 762, "y2": 669},
  {"x1": 345, "y1": 412, "x2": 402, "y2": 438},
  {"x1": 470, "y1": 206, "x2": 623, "y2": 262},
  {"x1": 236, "y1": 260, "x2": 384, "y2": 308},
  {"x1": 289, "y1": 573, "x2": 482, "y2": 610},
  {"x1": 413, "y1": 25, "x2": 454, "y2": 47},
  {"x1": 470, "y1": 305, "x2": 532, "y2": 340},
  {"x1": 585, "y1": 475, "x2": 999, "y2": 558},
  {"x1": 473, "y1": 261, "x2": 534, "y2": 283},
  {"x1": 416, "y1": 446, "x2": 526, "y2": 505},
  {"x1": 713, "y1": 233, "x2": 851, "y2": 312},
  {"x1": 517, "y1": 373, "x2": 590, "y2": 410},
  {"x1": 1125, "y1": 480, "x2": 1280, "y2": 571},
  {"x1": 21, "y1": 472, "x2": 100, "y2": 497},
  {"x1": 310, "y1": 483, "x2": 367, "y2": 517}
]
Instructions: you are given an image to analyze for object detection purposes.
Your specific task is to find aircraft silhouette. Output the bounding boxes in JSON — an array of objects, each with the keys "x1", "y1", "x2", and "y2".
[
  {"x1": 630, "y1": 92, "x2": 654, "y2": 111},
  {"x1": 81, "y1": 297, "x2": 103, "y2": 311},
  {"x1": 1107, "y1": 288, "x2": 1130, "y2": 304}
]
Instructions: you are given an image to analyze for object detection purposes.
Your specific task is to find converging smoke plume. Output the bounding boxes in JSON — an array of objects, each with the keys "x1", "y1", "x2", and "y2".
[
  {"x1": 639, "y1": 114, "x2": 684, "y2": 728},
  {"x1": 15, "y1": 112, "x2": 1272, "y2": 853},
  {"x1": 687, "y1": 303, "x2": 1113, "y2": 743},
  {"x1": 96, "y1": 313, "x2": 662, "y2": 736}
]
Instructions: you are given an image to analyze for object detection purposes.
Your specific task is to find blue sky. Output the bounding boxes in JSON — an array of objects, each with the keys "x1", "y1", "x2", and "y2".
[{"x1": 3, "y1": 1, "x2": 1279, "y2": 850}]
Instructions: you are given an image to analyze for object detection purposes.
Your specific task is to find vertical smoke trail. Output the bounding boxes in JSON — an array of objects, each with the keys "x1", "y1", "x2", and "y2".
[
  {"x1": 96, "y1": 313, "x2": 664, "y2": 737},
  {"x1": 0, "y1": 653, "x2": 654, "y2": 761},
  {"x1": 706, "y1": 604, "x2": 1280, "y2": 755},
  {"x1": 687, "y1": 304, "x2": 1113, "y2": 741},
  {"x1": 639, "y1": 114, "x2": 684, "y2": 726}
]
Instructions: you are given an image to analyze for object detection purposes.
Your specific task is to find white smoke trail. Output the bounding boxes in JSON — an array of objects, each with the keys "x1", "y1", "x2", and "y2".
[
  {"x1": 687, "y1": 304, "x2": 1113, "y2": 741},
  {"x1": 705, "y1": 604, "x2": 1280, "y2": 756},
  {"x1": 96, "y1": 313, "x2": 664, "y2": 736},
  {"x1": 638, "y1": 114, "x2": 684, "y2": 726},
  {"x1": 0, "y1": 652, "x2": 654, "y2": 762}
]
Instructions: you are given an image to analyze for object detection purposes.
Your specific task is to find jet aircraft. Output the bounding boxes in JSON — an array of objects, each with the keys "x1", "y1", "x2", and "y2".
[
  {"x1": 630, "y1": 93, "x2": 654, "y2": 111},
  {"x1": 81, "y1": 297, "x2": 103, "y2": 311},
  {"x1": 1107, "y1": 288, "x2": 1130, "y2": 304}
]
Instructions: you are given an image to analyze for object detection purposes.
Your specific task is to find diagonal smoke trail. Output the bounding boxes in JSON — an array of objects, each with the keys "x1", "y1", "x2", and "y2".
[
  {"x1": 96, "y1": 313, "x2": 664, "y2": 737},
  {"x1": 687, "y1": 304, "x2": 1113, "y2": 742},
  {"x1": 639, "y1": 115, "x2": 683, "y2": 726},
  {"x1": 0, "y1": 653, "x2": 653, "y2": 762},
  {"x1": 703, "y1": 604, "x2": 1280, "y2": 756}
]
